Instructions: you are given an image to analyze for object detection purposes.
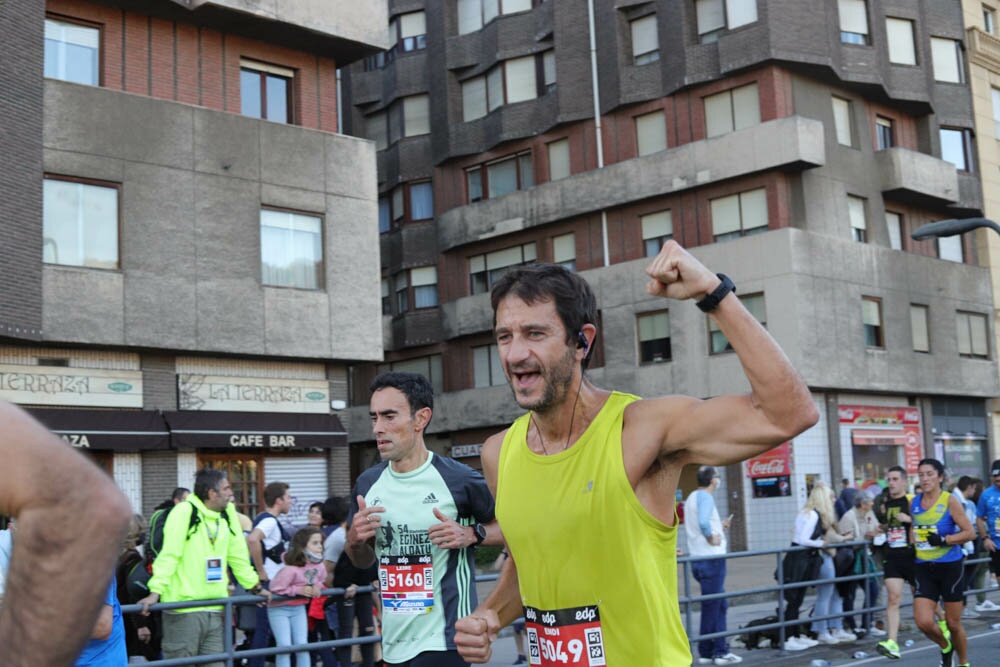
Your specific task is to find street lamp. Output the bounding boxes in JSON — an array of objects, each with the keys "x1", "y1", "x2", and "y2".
[{"x1": 911, "y1": 217, "x2": 1000, "y2": 240}]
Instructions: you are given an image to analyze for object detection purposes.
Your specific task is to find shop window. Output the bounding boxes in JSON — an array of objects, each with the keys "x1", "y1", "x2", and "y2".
[
  {"x1": 377, "y1": 355, "x2": 444, "y2": 393},
  {"x1": 638, "y1": 311, "x2": 671, "y2": 363},
  {"x1": 957, "y1": 311, "x2": 989, "y2": 359},
  {"x1": 201, "y1": 455, "x2": 261, "y2": 517},
  {"x1": 641, "y1": 210, "x2": 673, "y2": 257},
  {"x1": 704, "y1": 83, "x2": 760, "y2": 138},
  {"x1": 838, "y1": 0, "x2": 869, "y2": 45},
  {"x1": 832, "y1": 96, "x2": 853, "y2": 146},
  {"x1": 931, "y1": 37, "x2": 965, "y2": 83},
  {"x1": 631, "y1": 15, "x2": 660, "y2": 65},
  {"x1": 886, "y1": 17, "x2": 916, "y2": 65},
  {"x1": 911, "y1": 304, "x2": 929, "y2": 353},
  {"x1": 940, "y1": 127, "x2": 972, "y2": 171},
  {"x1": 261, "y1": 209, "x2": 322, "y2": 289},
  {"x1": 473, "y1": 344, "x2": 506, "y2": 387},
  {"x1": 711, "y1": 188, "x2": 768, "y2": 241},
  {"x1": 552, "y1": 233, "x2": 576, "y2": 271},
  {"x1": 848, "y1": 195, "x2": 867, "y2": 243},
  {"x1": 547, "y1": 139, "x2": 570, "y2": 181},
  {"x1": 43, "y1": 177, "x2": 120, "y2": 270},
  {"x1": 696, "y1": 0, "x2": 758, "y2": 44},
  {"x1": 876, "y1": 116, "x2": 895, "y2": 150},
  {"x1": 469, "y1": 242, "x2": 537, "y2": 294},
  {"x1": 862, "y1": 297, "x2": 883, "y2": 348},
  {"x1": 711, "y1": 293, "x2": 764, "y2": 354},
  {"x1": 635, "y1": 110, "x2": 667, "y2": 156},
  {"x1": 44, "y1": 17, "x2": 100, "y2": 86},
  {"x1": 241, "y1": 60, "x2": 294, "y2": 124},
  {"x1": 938, "y1": 235, "x2": 964, "y2": 263},
  {"x1": 886, "y1": 211, "x2": 902, "y2": 250},
  {"x1": 466, "y1": 151, "x2": 533, "y2": 203}
]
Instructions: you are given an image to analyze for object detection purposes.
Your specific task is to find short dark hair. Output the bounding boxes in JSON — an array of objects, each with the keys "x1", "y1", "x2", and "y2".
[
  {"x1": 490, "y1": 263, "x2": 598, "y2": 352},
  {"x1": 284, "y1": 526, "x2": 322, "y2": 567},
  {"x1": 321, "y1": 496, "x2": 350, "y2": 526},
  {"x1": 194, "y1": 468, "x2": 227, "y2": 502},
  {"x1": 370, "y1": 371, "x2": 434, "y2": 415},
  {"x1": 696, "y1": 466, "x2": 717, "y2": 488},
  {"x1": 887, "y1": 465, "x2": 905, "y2": 477},
  {"x1": 958, "y1": 475, "x2": 975, "y2": 492},
  {"x1": 264, "y1": 482, "x2": 290, "y2": 508},
  {"x1": 172, "y1": 487, "x2": 190, "y2": 502}
]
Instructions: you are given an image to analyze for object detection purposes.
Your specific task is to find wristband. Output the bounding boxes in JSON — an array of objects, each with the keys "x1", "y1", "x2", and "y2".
[{"x1": 696, "y1": 274, "x2": 736, "y2": 313}]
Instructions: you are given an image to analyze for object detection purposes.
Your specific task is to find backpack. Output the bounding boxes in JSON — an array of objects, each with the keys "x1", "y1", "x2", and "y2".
[
  {"x1": 144, "y1": 501, "x2": 225, "y2": 571},
  {"x1": 252, "y1": 512, "x2": 290, "y2": 565}
]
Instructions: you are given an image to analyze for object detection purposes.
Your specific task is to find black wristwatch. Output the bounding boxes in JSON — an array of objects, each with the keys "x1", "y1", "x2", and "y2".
[
  {"x1": 473, "y1": 523, "x2": 487, "y2": 546},
  {"x1": 696, "y1": 274, "x2": 736, "y2": 313}
]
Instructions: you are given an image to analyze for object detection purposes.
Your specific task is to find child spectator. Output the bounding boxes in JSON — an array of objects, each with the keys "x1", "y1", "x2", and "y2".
[{"x1": 268, "y1": 527, "x2": 327, "y2": 667}]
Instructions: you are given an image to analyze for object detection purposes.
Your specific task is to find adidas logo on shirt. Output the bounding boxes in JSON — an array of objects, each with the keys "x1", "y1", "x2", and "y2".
[{"x1": 422, "y1": 492, "x2": 439, "y2": 504}]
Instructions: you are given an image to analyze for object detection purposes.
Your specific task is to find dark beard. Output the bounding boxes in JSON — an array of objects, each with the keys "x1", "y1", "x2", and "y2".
[{"x1": 509, "y1": 348, "x2": 577, "y2": 414}]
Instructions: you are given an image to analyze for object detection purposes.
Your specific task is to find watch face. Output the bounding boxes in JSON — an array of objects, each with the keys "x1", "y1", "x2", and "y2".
[{"x1": 475, "y1": 523, "x2": 487, "y2": 542}]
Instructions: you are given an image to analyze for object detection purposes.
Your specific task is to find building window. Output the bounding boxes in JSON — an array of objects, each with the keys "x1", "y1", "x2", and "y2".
[
  {"x1": 711, "y1": 294, "x2": 764, "y2": 354},
  {"x1": 711, "y1": 188, "x2": 768, "y2": 241},
  {"x1": 368, "y1": 96, "x2": 430, "y2": 148},
  {"x1": 466, "y1": 151, "x2": 533, "y2": 202},
  {"x1": 469, "y1": 242, "x2": 537, "y2": 294},
  {"x1": 940, "y1": 127, "x2": 972, "y2": 171},
  {"x1": 631, "y1": 15, "x2": 660, "y2": 65},
  {"x1": 911, "y1": 304, "x2": 930, "y2": 353},
  {"x1": 241, "y1": 60, "x2": 294, "y2": 124},
  {"x1": 461, "y1": 53, "x2": 552, "y2": 121},
  {"x1": 848, "y1": 195, "x2": 867, "y2": 242},
  {"x1": 44, "y1": 17, "x2": 100, "y2": 86},
  {"x1": 368, "y1": 111, "x2": 388, "y2": 150},
  {"x1": 392, "y1": 11, "x2": 427, "y2": 53},
  {"x1": 862, "y1": 297, "x2": 883, "y2": 348},
  {"x1": 886, "y1": 17, "x2": 917, "y2": 65},
  {"x1": 985, "y1": 5, "x2": 998, "y2": 35},
  {"x1": 832, "y1": 96, "x2": 853, "y2": 146},
  {"x1": 411, "y1": 266, "x2": 439, "y2": 308},
  {"x1": 638, "y1": 311, "x2": 671, "y2": 363},
  {"x1": 395, "y1": 272, "x2": 409, "y2": 313},
  {"x1": 696, "y1": 0, "x2": 758, "y2": 44},
  {"x1": 547, "y1": 139, "x2": 570, "y2": 181},
  {"x1": 410, "y1": 181, "x2": 434, "y2": 220},
  {"x1": 931, "y1": 37, "x2": 965, "y2": 83},
  {"x1": 378, "y1": 197, "x2": 391, "y2": 233},
  {"x1": 704, "y1": 83, "x2": 760, "y2": 138},
  {"x1": 542, "y1": 50, "x2": 557, "y2": 93},
  {"x1": 886, "y1": 211, "x2": 902, "y2": 250},
  {"x1": 552, "y1": 233, "x2": 575, "y2": 271},
  {"x1": 938, "y1": 235, "x2": 964, "y2": 263},
  {"x1": 838, "y1": 0, "x2": 869, "y2": 45},
  {"x1": 378, "y1": 356, "x2": 444, "y2": 393},
  {"x1": 473, "y1": 344, "x2": 506, "y2": 387},
  {"x1": 957, "y1": 311, "x2": 989, "y2": 359},
  {"x1": 992, "y1": 88, "x2": 1000, "y2": 138},
  {"x1": 641, "y1": 211, "x2": 673, "y2": 257},
  {"x1": 876, "y1": 116, "x2": 894, "y2": 150},
  {"x1": 381, "y1": 278, "x2": 391, "y2": 315},
  {"x1": 260, "y1": 209, "x2": 322, "y2": 289},
  {"x1": 403, "y1": 95, "x2": 431, "y2": 137},
  {"x1": 458, "y1": 0, "x2": 535, "y2": 35},
  {"x1": 635, "y1": 110, "x2": 667, "y2": 156},
  {"x1": 462, "y1": 77, "x2": 488, "y2": 122},
  {"x1": 42, "y1": 177, "x2": 119, "y2": 269}
]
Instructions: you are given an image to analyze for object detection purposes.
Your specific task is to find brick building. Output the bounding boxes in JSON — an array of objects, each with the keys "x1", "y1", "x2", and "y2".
[
  {"x1": 340, "y1": 0, "x2": 999, "y2": 550},
  {"x1": 0, "y1": 0, "x2": 388, "y2": 520}
]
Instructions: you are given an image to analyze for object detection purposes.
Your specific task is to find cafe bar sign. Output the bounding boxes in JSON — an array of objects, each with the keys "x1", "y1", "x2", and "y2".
[
  {"x1": 178, "y1": 374, "x2": 330, "y2": 413},
  {"x1": 0, "y1": 364, "x2": 143, "y2": 408}
]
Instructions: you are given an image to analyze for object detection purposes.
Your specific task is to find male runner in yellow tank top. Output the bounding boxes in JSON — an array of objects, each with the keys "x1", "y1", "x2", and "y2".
[{"x1": 453, "y1": 240, "x2": 819, "y2": 666}]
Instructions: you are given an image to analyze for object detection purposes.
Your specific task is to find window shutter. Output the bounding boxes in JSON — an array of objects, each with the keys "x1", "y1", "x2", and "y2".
[
  {"x1": 404, "y1": 95, "x2": 430, "y2": 136},
  {"x1": 552, "y1": 233, "x2": 575, "y2": 264},
  {"x1": 504, "y1": 56, "x2": 537, "y2": 104},
  {"x1": 635, "y1": 111, "x2": 667, "y2": 155},
  {"x1": 697, "y1": 0, "x2": 725, "y2": 34},
  {"x1": 547, "y1": 139, "x2": 570, "y2": 181},
  {"x1": 631, "y1": 15, "x2": 659, "y2": 57},
  {"x1": 838, "y1": 0, "x2": 869, "y2": 36},
  {"x1": 726, "y1": 0, "x2": 758, "y2": 29},
  {"x1": 641, "y1": 211, "x2": 673, "y2": 240},
  {"x1": 886, "y1": 18, "x2": 916, "y2": 65},
  {"x1": 704, "y1": 91, "x2": 734, "y2": 138},
  {"x1": 732, "y1": 83, "x2": 761, "y2": 130},
  {"x1": 740, "y1": 189, "x2": 768, "y2": 231},
  {"x1": 931, "y1": 37, "x2": 961, "y2": 83},
  {"x1": 399, "y1": 11, "x2": 426, "y2": 38},
  {"x1": 463, "y1": 77, "x2": 487, "y2": 121},
  {"x1": 711, "y1": 195, "x2": 741, "y2": 236}
]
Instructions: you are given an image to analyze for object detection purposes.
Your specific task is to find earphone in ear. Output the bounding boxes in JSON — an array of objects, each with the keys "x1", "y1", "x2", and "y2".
[{"x1": 577, "y1": 331, "x2": 589, "y2": 353}]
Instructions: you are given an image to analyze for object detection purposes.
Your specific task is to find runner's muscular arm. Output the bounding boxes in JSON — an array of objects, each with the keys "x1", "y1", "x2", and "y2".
[
  {"x1": 623, "y1": 242, "x2": 818, "y2": 478},
  {"x1": 0, "y1": 401, "x2": 131, "y2": 667},
  {"x1": 455, "y1": 430, "x2": 523, "y2": 664}
]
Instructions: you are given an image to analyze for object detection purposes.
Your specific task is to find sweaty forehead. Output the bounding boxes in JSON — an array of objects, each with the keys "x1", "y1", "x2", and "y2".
[{"x1": 495, "y1": 296, "x2": 562, "y2": 329}]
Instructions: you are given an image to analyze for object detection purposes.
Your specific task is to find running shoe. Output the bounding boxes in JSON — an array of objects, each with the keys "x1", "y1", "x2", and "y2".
[
  {"x1": 512, "y1": 656, "x2": 527, "y2": 665},
  {"x1": 782, "y1": 637, "x2": 809, "y2": 651},
  {"x1": 876, "y1": 638, "x2": 901, "y2": 659},
  {"x1": 939, "y1": 645, "x2": 954, "y2": 667},
  {"x1": 938, "y1": 618, "x2": 952, "y2": 645},
  {"x1": 697, "y1": 659, "x2": 714, "y2": 665},
  {"x1": 868, "y1": 626, "x2": 887, "y2": 637},
  {"x1": 816, "y1": 631, "x2": 839, "y2": 644},
  {"x1": 832, "y1": 628, "x2": 856, "y2": 642},
  {"x1": 975, "y1": 599, "x2": 1000, "y2": 611},
  {"x1": 713, "y1": 654, "x2": 743, "y2": 665}
]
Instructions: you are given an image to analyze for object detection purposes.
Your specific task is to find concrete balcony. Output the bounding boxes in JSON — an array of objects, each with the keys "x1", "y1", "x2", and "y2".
[
  {"x1": 436, "y1": 115, "x2": 826, "y2": 252},
  {"x1": 968, "y1": 27, "x2": 1000, "y2": 70},
  {"x1": 874, "y1": 147, "x2": 960, "y2": 207}
]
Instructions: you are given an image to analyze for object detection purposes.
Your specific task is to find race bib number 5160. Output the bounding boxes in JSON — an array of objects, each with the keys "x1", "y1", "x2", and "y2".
[
  {"x1": 524, "y1": 604, "x2": 605, "y2": 667},
  {"x1": 379, "y1": 554, "x2": 433, "y2": 615}
]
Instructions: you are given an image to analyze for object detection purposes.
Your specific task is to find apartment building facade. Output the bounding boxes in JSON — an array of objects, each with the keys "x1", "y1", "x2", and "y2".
[
  {"x1": 341, "y1": 0, "x2": 1000, "y2": 551},
  {"x1": 0, "y1": 0, "x2": 388, "y2": 520}
]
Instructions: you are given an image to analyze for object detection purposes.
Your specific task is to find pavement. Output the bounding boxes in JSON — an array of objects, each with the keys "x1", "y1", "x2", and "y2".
[{"x1": 474, "y1": 553, "x2": 1000, "y2": 666}]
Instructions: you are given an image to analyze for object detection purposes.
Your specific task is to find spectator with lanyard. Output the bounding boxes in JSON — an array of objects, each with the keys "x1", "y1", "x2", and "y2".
[
  {"x1": 976, "y1": 459, "x2": 1000, "y2": 611},
  {"x1": 873, "y1": 466, "x2": 915, "y2": 659},
  {"x1": 911, "y1": 458, "x2": 975, "y2": 667}
]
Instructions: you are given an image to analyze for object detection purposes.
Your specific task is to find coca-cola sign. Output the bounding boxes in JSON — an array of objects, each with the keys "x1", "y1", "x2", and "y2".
[{"x1": 746, "y1": 441, "x2": 793, "y2": 479}]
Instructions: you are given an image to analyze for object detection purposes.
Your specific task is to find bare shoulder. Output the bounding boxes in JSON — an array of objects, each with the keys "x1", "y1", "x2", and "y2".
[{"x1": 622, "y1": 395, "x2": 702, "y2": 454}]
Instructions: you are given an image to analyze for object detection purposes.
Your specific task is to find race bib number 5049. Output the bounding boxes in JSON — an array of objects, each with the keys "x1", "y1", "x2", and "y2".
[{"x1": 524, "y1": 604, "x2": 605, "y2": 667}]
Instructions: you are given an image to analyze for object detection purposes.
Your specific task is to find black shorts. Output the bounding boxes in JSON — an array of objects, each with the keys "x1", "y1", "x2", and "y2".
[
  {"x1": 990, "y1": 550, "x2": 1000, "y2": 577},
  {"x1": 914, "y1": 559, "x2": 966, "y2": 603},
  {"x1": 882, "y1": 549, "x2": 915, "y2": 584},
  {"x1": 386, "y1": 650, "x2": 469, "y2": 667}
]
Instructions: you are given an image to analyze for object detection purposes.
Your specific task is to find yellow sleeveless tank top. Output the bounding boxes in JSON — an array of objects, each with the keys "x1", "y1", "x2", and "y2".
[{"x1": 497, "y1": 392, "x2": 689, "y2": 666}]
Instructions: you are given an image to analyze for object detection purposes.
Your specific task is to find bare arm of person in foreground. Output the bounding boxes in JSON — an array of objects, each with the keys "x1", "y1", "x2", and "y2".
[{"x1": 0, "y1": 401, "x2": 132, "y2": 667}]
